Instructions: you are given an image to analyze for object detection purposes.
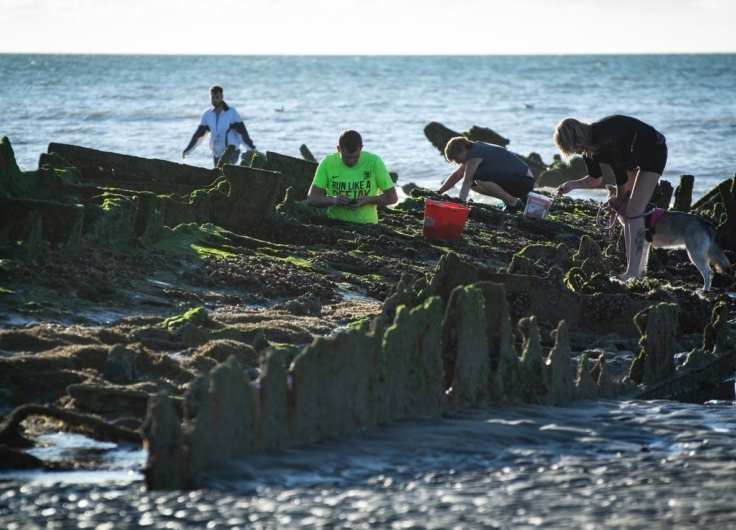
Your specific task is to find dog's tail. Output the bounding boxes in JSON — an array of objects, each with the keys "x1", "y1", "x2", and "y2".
[{"x1": 708, "y1": 229, "x2": 731, "y2": 273}]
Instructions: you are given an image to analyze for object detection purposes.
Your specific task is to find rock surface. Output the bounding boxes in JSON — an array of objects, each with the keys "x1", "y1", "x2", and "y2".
[{"x1": 0, "y1": 134, "x2": 735, "y2": 488}]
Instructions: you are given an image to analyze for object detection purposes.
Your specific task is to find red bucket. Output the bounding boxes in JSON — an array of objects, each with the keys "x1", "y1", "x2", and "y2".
[{"x1": 422, "y1": 199, "x2": 471, "y2": 240}]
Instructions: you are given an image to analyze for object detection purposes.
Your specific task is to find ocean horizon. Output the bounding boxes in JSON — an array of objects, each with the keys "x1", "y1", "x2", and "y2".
[{"x1": 2, "y1": 53, "x2": 734, "y2": 200}]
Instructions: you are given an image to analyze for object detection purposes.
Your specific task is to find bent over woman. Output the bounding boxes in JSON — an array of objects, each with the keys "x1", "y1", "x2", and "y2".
[
  {"x1": 554, "y1": 115, "x2": 668, "y2": 282},
  {"x1": 439, "y1": 137, "x2": 535, "y2": 214}
]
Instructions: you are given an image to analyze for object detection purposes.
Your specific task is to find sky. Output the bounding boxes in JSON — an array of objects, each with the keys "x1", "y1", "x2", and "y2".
[{"x1": 1, "y1": 0, "x2": 735, "y2": 55}]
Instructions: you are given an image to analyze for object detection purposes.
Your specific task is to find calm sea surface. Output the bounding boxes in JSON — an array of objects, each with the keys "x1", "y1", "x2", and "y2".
[{"x1": 1, "y1": 54, "x2": 735, "y2": 200}]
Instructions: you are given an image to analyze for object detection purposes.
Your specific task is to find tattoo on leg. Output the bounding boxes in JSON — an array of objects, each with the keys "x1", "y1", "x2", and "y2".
[{"x1": 634, "y1": 229, "x2": 645, "y2": 256}]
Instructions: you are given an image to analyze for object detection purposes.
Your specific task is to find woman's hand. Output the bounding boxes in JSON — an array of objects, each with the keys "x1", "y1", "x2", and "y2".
[
  {"x1": 556, "y1": 181, "x2": 576, "y2": 195},
  {"x1": 556, "y1": 176, "x2": 600, "y2": 195}
]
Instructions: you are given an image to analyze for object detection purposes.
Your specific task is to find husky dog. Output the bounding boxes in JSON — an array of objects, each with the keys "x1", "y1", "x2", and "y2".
[{"x1": 605, "y1": 185, "x2": 731, "y2": 291}]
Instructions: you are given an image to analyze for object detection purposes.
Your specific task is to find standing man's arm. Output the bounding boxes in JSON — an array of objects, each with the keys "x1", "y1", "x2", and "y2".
[
  {"x1": 232, "y1": 122, "x2": 256, "y2": 150},
  {"x1": 182, "y1": 125, "x2": 209, "y2": 158}
]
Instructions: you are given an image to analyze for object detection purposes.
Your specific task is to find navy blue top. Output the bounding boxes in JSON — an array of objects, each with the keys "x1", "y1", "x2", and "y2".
[{"x1": 467, "y1": 142, "x2": 529, "y2": 176}]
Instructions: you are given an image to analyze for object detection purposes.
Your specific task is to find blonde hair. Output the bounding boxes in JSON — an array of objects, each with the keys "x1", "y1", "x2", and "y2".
[
  {"x1": 553, "y1": 117, "x2": 596, "y2": 164},
  {"x1": 444, "y1": 136, "x2": 475, "y2": 163}
]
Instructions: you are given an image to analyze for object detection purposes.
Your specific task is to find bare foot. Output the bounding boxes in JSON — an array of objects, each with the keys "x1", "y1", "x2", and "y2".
[{"x1": 618, "y1": 272, "x2": 639, "y2": 282}]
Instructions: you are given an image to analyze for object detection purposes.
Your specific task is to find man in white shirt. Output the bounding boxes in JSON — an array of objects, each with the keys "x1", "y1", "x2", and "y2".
[{"x1": 182, "y1": 85, "x2": 256, "y2": 165}]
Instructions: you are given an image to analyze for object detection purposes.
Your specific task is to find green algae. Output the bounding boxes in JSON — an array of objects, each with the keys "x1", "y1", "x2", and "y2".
[
  {"x1": 285, "y1": 256, "x2": 313, "y2": 268},
  {"x1": 160, "y1": 307, "x2": 211, "y2": 331},
  {"x1": 516, "y1": 242, "x2": 569, "y2": 265},
  {"x1": 191, "y1": 244, "x2": 237, "y2": 259},
  {"x1": 392, "y1": 197, "x2": 424, "y2": 214},
  {"x1": 83, "y1": 194, "x2": 138, "y2": 247},
  {"x1": 39, "y1": 153, "x2": 82, "y2": 187},
  {"x1": 630, "y1": 302, "x2": 680, "y2": 385},
  {"x1": 249, "y1": 151, "x2": 267, "y2": 169},
  {"x1": 150, "y1": 223, "x2": 237, "y2": 260},
  {"x1": 572, "y1": 235, "x2": 603, "y2": 265},
  {"x1": 16, "y1": 300, "x2": 67, "y2": 318},
  {"x1": 347, "y1": 315, "x2": 374, "y2": 331},
  {"x1": 2, "y1": 138, "x2": 735, "y2": 413}
]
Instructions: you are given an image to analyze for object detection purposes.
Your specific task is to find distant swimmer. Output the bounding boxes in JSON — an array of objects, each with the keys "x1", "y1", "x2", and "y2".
[
  {"x1": 307, "y1": 129, "x2": 398, "y2": 224},
  {"x1": 553, "y1": 115, "x2": 668, "y2": 283},
  {"x1": 439, "y1": 137, "x2": 534, "y2": 214},
  {"x1": 275, "y1": 107, "x2": 285, "y2": 112},
  {"x1": 182, "y1": 85, "x2": 257, "y2": 166}
]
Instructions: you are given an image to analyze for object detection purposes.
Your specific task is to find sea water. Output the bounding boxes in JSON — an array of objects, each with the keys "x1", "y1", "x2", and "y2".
[
  {"x1": 3, "y1": 400, "x2": 736, "y2": 527},
  {"x1": 1, "y1": 54, "x2": 735, "y2": 200}
]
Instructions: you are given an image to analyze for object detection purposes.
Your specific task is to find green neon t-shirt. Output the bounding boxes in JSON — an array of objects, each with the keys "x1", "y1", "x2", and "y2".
[{"x1": 312, "y1": 151, "x2": 395, "y2": 224}]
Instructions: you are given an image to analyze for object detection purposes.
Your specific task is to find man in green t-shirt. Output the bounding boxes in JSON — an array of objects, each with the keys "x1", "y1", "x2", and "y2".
[{"x1": 307, "y1": 130, "x2": 398, "y2": 224}]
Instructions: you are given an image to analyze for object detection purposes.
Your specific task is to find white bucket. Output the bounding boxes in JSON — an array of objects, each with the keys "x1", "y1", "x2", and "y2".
[{"x1": 523, "y1": 192, "x2": 552, "y2": 219}]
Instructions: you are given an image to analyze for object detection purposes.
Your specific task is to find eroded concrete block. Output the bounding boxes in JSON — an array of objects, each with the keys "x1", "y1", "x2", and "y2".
[
  {"x1": 264, "y1": 151, "x2": 318, "y2": 202},
  {"x1": 181, "y1": 356, "x2": 257, "y2": 481},
  {"x1": 703, "y1": 301, "x2": 731, "y2": 355},
  {"x1": 47, "y1": 143, "x2": 220, "y2": 195},
  {"x1": 257, "y1": 348, "x2": 289, "y2": 451},
  {"x1": 673, "y1": 174, "x2": 694, "y2": 212},
  {"x1": 208, "y1": 356, "x2": 257, "y2": 459},
  {"x1": 575, "y1": 353, "x2": 600, "y2": 399},
  {"x1": 0, "y1": 197, "x2": 84, "y2": 254},
  {"x1": 0, "y1": 136, "x2": 23, "y2": 196},
  {"x1": 431, "y1": 253, "x2": 651, "y2": 338},
  {"x1": 101, "y1": 344, "x2": 137, "y2": 384},
  {"x1": 182, "y1": 376, "x2": 217, "y2": 477},
  {"x1": 143, "y1": 394, "x2": 186, "y2": 490},
  {"x1": 518, "y1": 316, "x2": 548, "y2": 404},
  {"x1": 630, "y1": 303, "x2": 679, "y2": 386},
  {"x1": 594, "y1": 356, "x2": 619, "y2": 399},
  {"x1": 220, "y1": 165, "x2": 283, "y2": 228},
  {"x1": 546, "y1": 320, "x2": 575, "y2": 405},
  {"x1": 289, "y1": 326, "x2": 381, "y2": 444},
  {"x1": 380, "y1": 297, "x2": 446, "y2": 422},
  {"x1": 67, "y1": 383, "x2": 150, "y2": 416},
  {"x1": 444, "y1": 285, "x2": 489, "y2": 407}
]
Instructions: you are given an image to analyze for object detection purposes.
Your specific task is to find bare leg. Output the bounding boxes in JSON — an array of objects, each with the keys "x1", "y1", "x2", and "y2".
[
  {"x1": 621, "y1": 216, "x2": 647, "y2": 281},
  {"x1": 621, "y1": 219, "x2": 631, "y2": 277},
  {"x1": 638, "y1": 241, "x2": 652, "y2": 276},
  {"x1": 615, "y1": 175, "x2": 636, "y2": 277},
  {"x1": 620, "y1": 170, "x2": 660, "y2": 281},
  {"x1": 472, "y1": 180, "x2": 518, "y2": 205}
]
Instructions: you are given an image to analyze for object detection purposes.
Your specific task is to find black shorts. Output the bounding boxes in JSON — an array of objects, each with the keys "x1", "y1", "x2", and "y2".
[
  {"x1": 630, "y1": 132, "x2": 667, "y2": 176},
  {"x1": 474, "y1": 169, "x2": 534, "y2": 198}
]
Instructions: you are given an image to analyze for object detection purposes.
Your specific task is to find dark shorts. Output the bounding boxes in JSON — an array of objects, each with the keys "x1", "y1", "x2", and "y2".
[
  {"x1": 630, "y1": 132, "x2": 667, "y2": 176},
  {"x1": 474, "y1": 167, "x2": 535, "y2": 198}
]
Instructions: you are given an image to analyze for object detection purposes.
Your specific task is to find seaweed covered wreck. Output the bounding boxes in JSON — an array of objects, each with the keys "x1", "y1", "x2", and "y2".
[{"x1": 1, "y1": 130, "x2": 736, "y2": 489}]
